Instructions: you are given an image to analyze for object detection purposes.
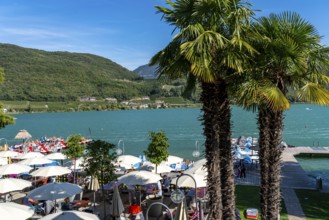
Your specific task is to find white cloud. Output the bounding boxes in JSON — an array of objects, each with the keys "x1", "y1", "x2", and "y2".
[{"x1": 2, "y1": 28, "x2": 69, "y2": 38}]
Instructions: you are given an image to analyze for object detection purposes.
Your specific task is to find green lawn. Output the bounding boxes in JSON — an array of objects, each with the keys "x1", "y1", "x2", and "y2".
[
  {"x1": 236, "y1": 186, "x2": 329, "y2": 219},
  {"x1": 236, "y1": 185, "x2": 288, "y2": 220},
  {"x1": 295, "y1": 189, "x2": 329, "y2": 220}
]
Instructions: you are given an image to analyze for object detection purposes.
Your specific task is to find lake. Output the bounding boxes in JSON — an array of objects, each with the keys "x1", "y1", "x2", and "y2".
[
  {"x1": 1, "y1": 103, "x2": 329, "y2": 186},
  {"x1": 1, "y1": 104, "x2": 329, "y2": 160},
  {"x1": 296, "y1": 155, "x2": 329, "y2": 189}
]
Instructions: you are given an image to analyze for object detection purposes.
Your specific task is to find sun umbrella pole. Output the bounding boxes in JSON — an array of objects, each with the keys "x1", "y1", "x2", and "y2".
[
  {"x1": 73, "y1": 158, "x2": 76, "y2": 184},
  {"x1": 101, "y1": 170, "x2": 106, "y2": 219},
  {"x1": 93, "y1": 191, "x2": 96, "y2": 209}
]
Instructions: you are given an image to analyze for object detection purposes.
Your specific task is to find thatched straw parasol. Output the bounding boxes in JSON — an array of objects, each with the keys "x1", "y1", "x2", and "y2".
[
  {"x1": 15, "y1": 129, "x2": 32, "y2": 140},
  {"x1": 15, "y1": 129, "x2": 32, "y2": 153}
]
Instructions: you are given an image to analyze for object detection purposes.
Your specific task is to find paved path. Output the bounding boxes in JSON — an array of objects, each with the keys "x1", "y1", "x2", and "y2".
[{"x1": 281, "y1": 188, "x2": 306, "y2": 220}]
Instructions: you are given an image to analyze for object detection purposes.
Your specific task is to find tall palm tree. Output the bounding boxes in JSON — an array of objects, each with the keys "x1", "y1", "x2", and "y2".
[
  {"x1": 151, "y1": 0, "x2": 255, "y2": 219},
  {"x1": 236, "y1": 12, "x2": 329, "y2": 219}
]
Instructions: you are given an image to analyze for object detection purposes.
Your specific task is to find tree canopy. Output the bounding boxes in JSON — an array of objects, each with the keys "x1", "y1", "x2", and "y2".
[
  {"x1": 0, "y1": 67, "x2": 15, "y2": 129},
  {"x1": 64, "y1": 134, "x2": 85, "y2": 159},
  {"x1": 144, "y1": 130, "x2": 170, "y2": 173},
  {"x1": 83, "y1": 140, "x2": 117, "y2": 184}
]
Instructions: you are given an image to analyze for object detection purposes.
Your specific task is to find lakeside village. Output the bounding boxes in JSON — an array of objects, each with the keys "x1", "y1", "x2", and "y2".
[
  {"x1": 0, "y1": 132, "x2": 259, "y2": 220},
  {"x1": 2, "y1": 96, "x2": 182, "y2": 114}
]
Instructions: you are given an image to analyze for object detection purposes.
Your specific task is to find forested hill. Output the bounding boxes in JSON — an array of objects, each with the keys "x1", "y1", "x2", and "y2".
[{"x1": 0, "y1": 43, "x2": 159, "y2": 101}]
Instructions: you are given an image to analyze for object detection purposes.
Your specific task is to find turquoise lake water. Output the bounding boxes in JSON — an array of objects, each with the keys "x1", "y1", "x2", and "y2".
[
  {"x1": 296, "y1": 156, "x2": 329, "y2": 188},
  {"x1": 0, "y1": 103, "x2": 329, "y2": 184},
  {"x1": 1, "y1": 104, "x2": 329, "y2": 158}
]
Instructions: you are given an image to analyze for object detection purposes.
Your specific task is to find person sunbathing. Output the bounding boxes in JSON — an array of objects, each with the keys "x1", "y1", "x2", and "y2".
[
  {"x1": 32, "y1": 177, "x2": 48, "y2": 187},
  {"x1": 72, "y1": 197, "x2": 90, "y2": 209}
]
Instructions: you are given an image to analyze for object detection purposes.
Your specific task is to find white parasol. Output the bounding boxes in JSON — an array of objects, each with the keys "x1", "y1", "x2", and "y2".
[
  {"x1": 115, "y1": 155, "x2": 141, "y2": 169},
  {"x1": 18, "y1": 157, "x2": 54, "y2": 166},
  {"x1": 0, "y1": 157, "x2": 8, "y2": 165},
  {"x1": 184, "y1": 163, "x2": 207, "y2": 176},
  {"x1": 162, "y1": 155, "x2": 184, "y2": 166},
  {"x1": 30, "y1": 166, "x2": 71, "y2": 177},
  {"x1": 18, "y1": 151, "x2": 45, "y2": 159},
  {"x1": 171, "y1": 174, "x2": 207, "y2": 188},
  {"x1": 192, "y1": 158, "x2": 206, "y2": 167},
  {"x1": 45, "y1": 152, "x2": 67, "y2": 160},
  {"x1": 40, "y1": 210, "x2": 100, "y2": 220},
  {"x1": 0, "y1": 163, "x2": 32, "y2": 175},
  {"x1": 136, "y1": 162, "x2": 174, "y2": 174},
  {"x1": 117, "y1": 170, "x2": 162, "y2": 185},
  {"x1": 0, "y1": 150, "x2": 20, "y2": 158},
  {"x1": 0, "y1": 202, "x2": 34, "y2": 220},
  {"x1": 0, "y1": 178, "x2": 32, "y2": 194},
  {"x1": 27, "y1": 182, "x2": 82, "y2": 200}
]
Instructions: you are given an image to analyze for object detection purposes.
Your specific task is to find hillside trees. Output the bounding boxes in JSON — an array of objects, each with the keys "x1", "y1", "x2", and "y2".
[{"x1": 0, "y1": 67, "x2": 15, "y2": 129}]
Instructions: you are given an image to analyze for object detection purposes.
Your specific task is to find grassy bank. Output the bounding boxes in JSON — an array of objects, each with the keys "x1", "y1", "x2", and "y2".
[
  {"x1": 1, "y1": 99, "x2": 200, "y2": 113},
  {"x1": 295, "y1": 189, "x2": 329, "y2": 220},
  {"x1": 237, "y1": 185, "x2": 329, "y2": 219},
  {"x1": 236, "y1": 185, "x2": 288, "y2": 220}
]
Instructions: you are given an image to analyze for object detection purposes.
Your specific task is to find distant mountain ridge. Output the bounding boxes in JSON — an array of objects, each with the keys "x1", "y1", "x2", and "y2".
[
  {"x1": 134, "y1": 64, "x2": 158, "y2": 79},
  {"x1": 0, "y1": 43, "x2": 159, "y2": 101}
]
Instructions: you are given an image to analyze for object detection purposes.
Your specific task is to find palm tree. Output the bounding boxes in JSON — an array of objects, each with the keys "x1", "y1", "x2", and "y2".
[
  {"x1": 236, "y1": 12, "x2": 329, "y2": 219},
  {"x1": 151, "y1": 0, "x2": 255, "y2": 218}
]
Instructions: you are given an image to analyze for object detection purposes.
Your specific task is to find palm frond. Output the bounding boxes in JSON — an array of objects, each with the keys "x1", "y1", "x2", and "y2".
[
  {"x1": 261, "y1": 86, "x2": 290, "y2": 111},
  {"x1": 298, "y1": 83, "x2": 329, "y2": 105}
]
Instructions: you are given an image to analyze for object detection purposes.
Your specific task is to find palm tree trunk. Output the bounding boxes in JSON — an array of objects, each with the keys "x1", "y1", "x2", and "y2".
[
  {"x1": 216, "y1": 80, "x2": 236, "y2": 219},
  {"x1": 201, "y1": 82, "x2": 223, "y2": 219},
  {"x1": 258, "y1": 106, "x2": 270, "y2": 220},
  {"x1": 266, "y1": 110, "x2": 283, "y2": 219}
]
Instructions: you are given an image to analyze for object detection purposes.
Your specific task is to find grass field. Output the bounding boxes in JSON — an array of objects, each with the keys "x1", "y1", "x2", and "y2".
[
  {"x1": 236, "y1": 185, "x2": 288, "y2": 220},
  {"x1": 237, "y1": 186, "x2": 329, "y2": 219},
  {"x1": 295, "y1": 189, "x2": 329, "y2": 220}
]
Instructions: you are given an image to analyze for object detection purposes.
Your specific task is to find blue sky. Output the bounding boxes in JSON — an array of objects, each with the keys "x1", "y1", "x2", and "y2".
[{"x1": 0, "y1": 0, "x2": 328, "y2": 71}]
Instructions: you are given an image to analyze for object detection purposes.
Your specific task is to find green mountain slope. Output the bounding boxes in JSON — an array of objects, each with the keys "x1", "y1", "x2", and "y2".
[{"x1": 0, "y1": 43, "x2": 158, "y2": 101}]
